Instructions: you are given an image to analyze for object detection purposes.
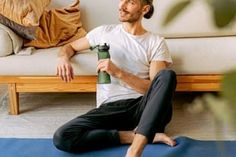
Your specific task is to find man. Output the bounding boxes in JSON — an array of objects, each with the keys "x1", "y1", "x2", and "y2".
[{"x1": 54, "y1": 0, "x2": 177, "y2": 157}]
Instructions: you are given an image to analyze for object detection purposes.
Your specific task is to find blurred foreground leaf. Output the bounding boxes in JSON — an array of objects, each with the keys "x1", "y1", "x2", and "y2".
[
  {"x1": 203, "y1": 94, "x2": 236, "y2": 126},
  {"x1": 221, "y1": 70, "x2": 236, "y2": 105},
  {"x1": 163, "y1": 0, "x2": 236, "y2": 28},
  {"x1": 162, "y1": 0, "x2": 191, "y2": 26},
  {"x1": 211, "y1": 0, "x2": 236, "y2": 27}
]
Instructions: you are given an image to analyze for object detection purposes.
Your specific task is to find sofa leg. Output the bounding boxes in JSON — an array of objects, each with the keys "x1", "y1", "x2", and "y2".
[{"x1": 8, "y1": 84, "x2": 19, "y2": 115}]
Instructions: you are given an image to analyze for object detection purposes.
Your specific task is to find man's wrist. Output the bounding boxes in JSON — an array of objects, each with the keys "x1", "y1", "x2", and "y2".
[
  {"x1": 116, "y1": 69, "x2": 124, "y2": 79},
  {"x1": 58, "y1": 55, "x2": 70, "y2": 62},
  {"x1": 58, "y1": 44, "x2": 75, "y2": 59}
]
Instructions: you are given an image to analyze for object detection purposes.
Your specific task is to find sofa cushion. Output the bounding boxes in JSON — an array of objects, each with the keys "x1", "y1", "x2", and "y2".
[
  {"x1": 24, "y1": 0, "x2": 86, "y2": 48},
  {"x1": 167, "y1": 36, "x2": 236, "y2": 74},
  {"x1": 0, "y1": 28, "x2": 13, "y2": 57},
  {"x1": 0, "y1": 23, "x2": 23, "y2": 56},
  {"x1": 1, "y1": 37, "x2": 236, "y2": 75},
  {"x1": 0, "y1": 47, "x2": 97, "y2": 75},
  {"x1": 0, "y1": 0, "x2": 51, "y2": 27}
]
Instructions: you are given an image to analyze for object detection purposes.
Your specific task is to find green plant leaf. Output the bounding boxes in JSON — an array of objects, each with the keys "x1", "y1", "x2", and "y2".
[
  {"x1": 162, "y1": 0, "x2": 192, "y2": 27},
  {"x1": 211, "y1": 0, "x2": 236, "y2": 27},
  {"x1": 221, "y1": 70, "x2": 236, "y2": 104}
]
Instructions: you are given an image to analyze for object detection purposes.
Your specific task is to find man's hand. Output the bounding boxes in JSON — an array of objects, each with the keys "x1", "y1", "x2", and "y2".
[
  {"x1": 97, "y1": 58, "x2": 151, "y2": 94},
  {"x1": 97, "y1": 59, "x2": 122, "y2": 78},
  {"x1": 56, "y1": 57, "x2": 74, "y2": 82}
]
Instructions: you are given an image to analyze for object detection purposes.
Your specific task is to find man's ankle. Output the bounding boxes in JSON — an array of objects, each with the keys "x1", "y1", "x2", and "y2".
[
  {"x1": 118, "y1": 131, "x2": 135, "y2": 144},
  {"x1": 125, "y1": 134, "x2": 148, "y2": 157}
]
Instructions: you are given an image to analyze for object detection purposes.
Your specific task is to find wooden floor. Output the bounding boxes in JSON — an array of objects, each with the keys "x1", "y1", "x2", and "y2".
[{"x1": 167, "y1": 92, "x2": 236, "y2": 140}]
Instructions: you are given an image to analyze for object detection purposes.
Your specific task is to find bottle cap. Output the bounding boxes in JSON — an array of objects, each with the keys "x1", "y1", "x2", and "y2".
[{"x1": 98, "y1": 43, "x2": 110, "y2": 51}]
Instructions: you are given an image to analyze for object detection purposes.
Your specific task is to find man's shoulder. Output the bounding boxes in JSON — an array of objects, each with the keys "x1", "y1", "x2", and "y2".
[
  {"x1": 146, "y1": 32, "x2": 165, "y2": 45},
  {"x1": 147, "y1": 32, "x2": 164, "y2": 40}
]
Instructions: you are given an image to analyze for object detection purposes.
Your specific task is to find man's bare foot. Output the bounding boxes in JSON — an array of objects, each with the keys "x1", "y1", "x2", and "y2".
[
  {"x1": 119, "y1": 131, "x2": 176, "y2": 146},
  {"x1": 153, "y1": 133, "x2": 176, "y2": 146},
  {"x1": 119, "y1": 132, "x2": 176, "y2": 157}
]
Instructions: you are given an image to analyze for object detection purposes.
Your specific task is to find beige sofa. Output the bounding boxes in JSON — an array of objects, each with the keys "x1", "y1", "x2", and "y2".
[{"x1": 0, "y1": 0, "x2": 235, "y2": 115}]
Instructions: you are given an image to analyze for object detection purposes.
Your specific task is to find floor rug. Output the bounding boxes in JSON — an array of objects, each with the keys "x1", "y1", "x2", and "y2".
[{"x1": 0, "y1": 136, "x2": 235, "y2": 157}]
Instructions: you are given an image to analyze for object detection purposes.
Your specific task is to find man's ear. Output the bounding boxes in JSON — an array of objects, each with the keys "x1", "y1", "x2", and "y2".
[{"x1": 142, "y1": 5, "x2": 151, "y2": 15}]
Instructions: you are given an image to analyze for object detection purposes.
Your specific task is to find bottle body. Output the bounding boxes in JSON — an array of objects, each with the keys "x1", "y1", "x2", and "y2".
[{"x1": 97, "y1": 43, "x2": 111, "y2": 84}]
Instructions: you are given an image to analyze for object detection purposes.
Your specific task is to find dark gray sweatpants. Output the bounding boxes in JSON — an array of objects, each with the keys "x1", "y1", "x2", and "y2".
[{"x1": 53, "y1": 69, "x2": 177, "y2": 152}]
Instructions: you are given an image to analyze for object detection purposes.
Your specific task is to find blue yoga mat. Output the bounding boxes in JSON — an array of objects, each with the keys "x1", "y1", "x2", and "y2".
[{"x1": 0, "y1": 136, "x2": 235, "y2": 157}]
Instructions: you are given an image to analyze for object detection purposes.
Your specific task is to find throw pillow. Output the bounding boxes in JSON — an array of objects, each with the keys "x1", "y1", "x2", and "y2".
[
  {"x1": 0, "y1": 28, "x2": 13, "y2": 57},
  {"x1": 0, "y1": 0, "x2": 51, "y2": 27},
  {"x1": 0, "y1": 14, "x2": 36, "y2": 40},
  {"x1": 0, "y1": 23, "x2": 23, "y2": 56},
  {"x1": 24, "y1": 0, "x2": 87, "y2": 48}
]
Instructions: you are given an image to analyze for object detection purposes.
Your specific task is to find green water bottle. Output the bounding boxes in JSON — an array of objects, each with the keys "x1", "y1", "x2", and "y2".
[{"x1": 97, "y1": 43, "x2": 111, "y2": 84}]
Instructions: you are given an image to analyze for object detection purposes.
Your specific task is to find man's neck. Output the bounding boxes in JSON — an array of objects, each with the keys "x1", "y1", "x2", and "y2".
[{"x1": 122, "y1": 22, "x2": 147, "y2": 36}]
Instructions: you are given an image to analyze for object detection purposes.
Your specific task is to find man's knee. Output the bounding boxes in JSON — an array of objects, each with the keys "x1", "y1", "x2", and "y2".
[
  {"x1": 159, "y1": 69, "x2": 176, "y2": 80},
  {"x1": 150, "y1": 69, "x2": 177, "y2": 93},
  {"x1": 155, "y1": 69, "x2": 176, "y2": 85},
  {"x1": 53, "y1": 127, "x2": 76, "y2": 152}
]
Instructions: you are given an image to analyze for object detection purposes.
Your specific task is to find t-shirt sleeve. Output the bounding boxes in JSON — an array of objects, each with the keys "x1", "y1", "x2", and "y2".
[
  {"x1": 150, "y1": 38, "x2": 173, "y2": 66},
  {"x1": 85, "y1": 25, "x2": 105, "y2": 47}
]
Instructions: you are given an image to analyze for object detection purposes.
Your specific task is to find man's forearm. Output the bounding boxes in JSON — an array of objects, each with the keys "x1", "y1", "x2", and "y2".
[{"x1": 117, "y1": 69, "x2": 151, "y2": 94}]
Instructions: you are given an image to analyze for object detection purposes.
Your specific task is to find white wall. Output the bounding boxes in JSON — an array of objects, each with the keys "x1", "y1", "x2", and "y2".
[
  {"x1": 80, "y1": 0, "x2": 119, "y2": 31},
  {"x1": 49, "y1": 0, "x2": 236, "y2": 37},
  {"x1": 49, "y1": 0, "x2": 119, "y2": 31},
  {"x1": 143, "y1": 0, "x2": 236, "y2": 37}
]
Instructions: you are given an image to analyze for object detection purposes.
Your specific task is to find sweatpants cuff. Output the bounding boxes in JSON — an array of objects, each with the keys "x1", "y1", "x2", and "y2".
[
  {"x1": 110, "y1": 130, "x2": 121, "y2": 145},
  {"x1": 135, "y1": 129, "x2": 164, "y2": 143}
]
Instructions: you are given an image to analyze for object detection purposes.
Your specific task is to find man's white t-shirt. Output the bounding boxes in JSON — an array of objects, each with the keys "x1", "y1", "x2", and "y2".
[{"x1": 86, "y1": 24, "x2": 172, "y2": 107}]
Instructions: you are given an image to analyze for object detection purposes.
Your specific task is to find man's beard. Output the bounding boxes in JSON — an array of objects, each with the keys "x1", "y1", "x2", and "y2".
[{"x1": 119, "y1": 9, "x2": 142, "y2": 23}]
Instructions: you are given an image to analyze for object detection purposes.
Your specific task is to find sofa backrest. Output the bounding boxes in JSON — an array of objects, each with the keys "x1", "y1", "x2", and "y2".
[{"x1": 49, "y1": 0, "x2": 236, "y2": 37}]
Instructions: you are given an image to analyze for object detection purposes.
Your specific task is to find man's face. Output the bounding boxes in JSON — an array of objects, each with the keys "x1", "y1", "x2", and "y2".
[{"x1": 118, "y1": 0, "x2": 144, "y2": 23}]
